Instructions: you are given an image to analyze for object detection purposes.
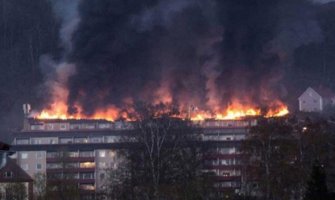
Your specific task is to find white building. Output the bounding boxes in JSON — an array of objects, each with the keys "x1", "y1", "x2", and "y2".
[{"x1": 298, "y1": 87, "x2": 335, "y2": 112}]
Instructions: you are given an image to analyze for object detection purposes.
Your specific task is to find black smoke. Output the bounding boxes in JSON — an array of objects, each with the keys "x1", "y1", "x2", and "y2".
[
  {"x1": 68, "y1": 0, "x2": 214, "y2": 114},
  {"x1": 2, "y1": 0, "x2": 335, "y2": 134},
  {"x1": 64, "y1": 0, "x2": 328, "y2": 114}
]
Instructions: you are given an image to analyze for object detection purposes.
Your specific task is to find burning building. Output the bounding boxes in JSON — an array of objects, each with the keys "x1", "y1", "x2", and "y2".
[
  {"x1": 10, "y1": 104, "x2": 266, "y2": 198},
  {"x1": 8, "y1": 0, "x2": 313, "y2": 197}
]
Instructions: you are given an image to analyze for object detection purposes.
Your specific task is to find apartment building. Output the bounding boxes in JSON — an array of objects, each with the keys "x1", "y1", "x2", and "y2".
[
  {"x1": 12, "y1": 119, "x2": 132, "y2": 199},
  {"x1": 11, "y1": 118, "x2": 256, "y2": 198},
  {"x1": 201, "y1": 119, "x2": 257, "y2": 194}
]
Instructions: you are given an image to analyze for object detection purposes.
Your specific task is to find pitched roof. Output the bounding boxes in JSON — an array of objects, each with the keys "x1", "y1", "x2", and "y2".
[
  {"x1": 0, "y1": 158, "x2": 33, "y2": 183},
  {"x1": 300, "y1": 86, "x2": 335, "y2": 99}
]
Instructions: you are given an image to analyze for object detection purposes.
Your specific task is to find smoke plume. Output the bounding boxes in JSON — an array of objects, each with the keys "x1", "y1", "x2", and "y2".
[{"x1": 39, "y1": 0, "x2": 330, "y2": 117}]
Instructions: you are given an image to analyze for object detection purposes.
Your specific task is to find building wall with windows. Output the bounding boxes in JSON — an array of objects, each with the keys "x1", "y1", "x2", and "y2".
[
  {"x1": 0, "y1": 158, "x2": 33, "y2": 200},
  {"x1": 11, "y1": 118, "x2": 256, "y2": 197},
  {"x1": 201, "y1": 120, "x2": 256, "y2": 194}
]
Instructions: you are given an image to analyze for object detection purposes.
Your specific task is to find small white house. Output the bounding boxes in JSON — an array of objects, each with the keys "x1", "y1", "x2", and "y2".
[{"x1": 298, "y1": 87, "x2": 335, "y2": 112}]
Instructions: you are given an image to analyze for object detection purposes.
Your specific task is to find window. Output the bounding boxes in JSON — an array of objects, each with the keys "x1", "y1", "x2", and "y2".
[
  {"x1": 50, "y1": 139, "x2": 57, "y2": 144},
  {"x1": 80, "y1": 172, "x2": 94, "y2": 179},
  {"x1": 99, "y1": 151, "x2": 106, "y2": 158},
  {"x1": 79, "y1": 151, "x2": 94, "y2": 157},
  {"x1": 99, "y1": 162, "x2": 106, "y2": 168},
  {"x1": 47, "y1": 152, "x2": 59, "y2": 158},
  {"x1": 21, "y1": 164, "x2": 29, "y2": 171},
  {"x1": 221, "y1": 160, "x2": 228, "y2": 165},
  {"x1": 46, "y1": 163, "x2": 62, "y2": 169},
  {"x1": 222, "y1": 173, "x2": 229, "y2": 177},
  {"x1": 83, "y1": 124, "x2": 95, "y2": 129},
  {"x1": 36, "y1": 163, "x2": 42, "y2": 170},
  {"x1": 16, "y1": 138, "x2": 29, "y2": 145},
  {"x1": 100, "y1": 173, "x2": 105, "y2": 180},
  {"x1": 68, "y1": 152, "x2": 79, "y2": 158},
  {"x1": 90, "y1": 137, "x2": 102, "y2": 143},
  {"x1": 74, "y1": 137, "x2": 88, "y2": 143},
  {"x1": 98, "y1": 123, "x2": 110, "y2": 129},
  {"x1": 65, "y1": 162, "x2": 79, "y2": 168},
  {"x1": 36, "y1": 152, "x2": 43, "y2": 159},
  {"x1": 80, "y1": 162, "x2": 95, "y2": 168},
  {"x1": 31, "y1": 138, "x2": 42, "y2": 144},
  {"x1": 106, "y1": 136, "x2": 116, "y2": 143},
  {"x1": 79, "y1": 183, "x2": 95, "y2": 190},
  {"x1": 109, "y1": 150, "x2": 116, "y2": 158},
  {"x1": 4, "y1": 171, "x2": 13, "y2": 178},
  {"x1": 21, "y1": 153, "x2": 28, "y2": 159},
  {"x1": 31, "y1": 125, "x2": 44, "y2": 130},
  {"x1": 59, "y1": 137, "x2": 73, "y2": 144},
  {"x1": 63, "y1": 173, "x2": 78, "y2": 179},
  {"x1": 47, "y1": 124, "x2": 54, "y2": 130},
  {"x1": 111, "y1": 162, "x2": 117, "y2": 169},
  {"x1": 228, "y1": 148, "x2": 236, "y2": 154},
  {"x1": 60, "y1": 124, "x2": 67, "y2": 130}
]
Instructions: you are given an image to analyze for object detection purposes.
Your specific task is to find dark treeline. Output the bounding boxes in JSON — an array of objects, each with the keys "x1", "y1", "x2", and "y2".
[
  {"x1": 0, "y1": 0, "x2": 60, "y2": 137},
  {"x1": 241, "y1": 116, "x2": 335, "y2": 200}
]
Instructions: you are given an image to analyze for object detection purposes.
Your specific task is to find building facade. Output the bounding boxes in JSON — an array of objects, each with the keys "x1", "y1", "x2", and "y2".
[
  {"x1": 298, "y1": 87, "x2": 335, "y2": 112},
  {"x1": 200, "y1": 119, "x2": 257, "y2": 195},
  {"x1": 11, "y1": 118, "x2": 256, "y2": 198}
]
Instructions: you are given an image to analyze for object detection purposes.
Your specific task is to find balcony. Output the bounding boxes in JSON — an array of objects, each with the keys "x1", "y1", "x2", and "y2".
[{"x1": 47, "y1": 157, "x2": 95, "y2": 163}]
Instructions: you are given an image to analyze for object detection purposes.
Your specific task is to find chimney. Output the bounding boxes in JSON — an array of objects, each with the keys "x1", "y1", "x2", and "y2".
[{"x1": 22, "y1": 104, "x2": 31, "y2": 131}]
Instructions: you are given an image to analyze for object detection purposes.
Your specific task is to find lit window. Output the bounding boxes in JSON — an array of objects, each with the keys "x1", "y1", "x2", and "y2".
[
  {"x1": 79, "y1": 183, "x2": 95, "y2": 190},
  {"x1": 21, "y1": 153, "x2": 28, "y2": 159},
  {"x1": 109, "y1": 151, "x2": 116, "y2": 158},
  {"x1": 99, "y1": 151, "x2": 106, "y2": 157},
  {"x1": 80, "y1": 162, "x2": 95, "y2": 168}
]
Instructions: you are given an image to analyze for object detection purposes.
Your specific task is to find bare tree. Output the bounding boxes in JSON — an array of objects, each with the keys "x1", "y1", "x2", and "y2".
[
  {"x1": 4, "y1": 182, "x2": 27, "y2": 200},
  {"x1": 241, "y1": 117, "x2": 298, "y2": 200},
  {"x1": 108, "y1": 103, "x2": 211, "y2": 200},
  {"x1": 34, "y1": 172, "x2": 47, "y2": 200},
  {"x1": 46, "y1": 150, "x2": 80, "y2": 200}
]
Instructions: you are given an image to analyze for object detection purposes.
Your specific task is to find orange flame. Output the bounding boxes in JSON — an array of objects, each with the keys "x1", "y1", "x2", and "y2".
[
  {"x1": 36, "y1": 105, "x2": 130, "y2": 121},
  {"x1": 189, "y1": 101, "x2": 289, "y2": 121},
  {"x1": 35, "y1": 83, "x2": 289, "y2": 122},
  {"x1": 36, "y1": 101, "x2": 289, "y2": 122}
]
